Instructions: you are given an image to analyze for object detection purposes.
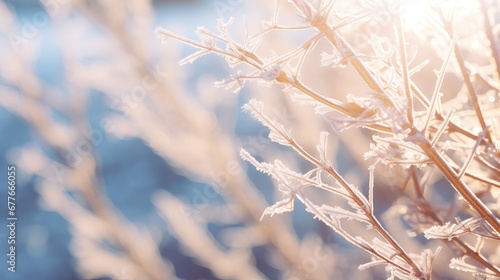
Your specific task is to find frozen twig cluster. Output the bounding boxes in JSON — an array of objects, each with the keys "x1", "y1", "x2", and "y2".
[{"x1": 157, "y1": 0, "x2": 500, "y2": 278}]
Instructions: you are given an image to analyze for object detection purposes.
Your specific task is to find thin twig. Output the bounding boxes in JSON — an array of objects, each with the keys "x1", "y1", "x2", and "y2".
[
  {"x1": 408, "y1": 167, "x2": 500, "y2": 276},
  {"x1": 437, "y1": 4, "x2": 495, "y2": 146},
  {"x1": 394, "y1": 14, "x2": 414, "y2": 126},
  {"x1": 409, "y1": 127, "x2": 500, "y2": 233}
]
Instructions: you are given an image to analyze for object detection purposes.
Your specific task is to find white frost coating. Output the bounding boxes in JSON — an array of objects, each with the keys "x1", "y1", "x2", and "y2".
[{"x1": 259, "y1": 64, "x2": 281, "y2": 81}]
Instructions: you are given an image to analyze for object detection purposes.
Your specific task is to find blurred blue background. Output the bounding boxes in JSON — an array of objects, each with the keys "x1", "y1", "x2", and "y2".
[{"x1": 0, "y1": 1, "x2": 245, "y2": 279}]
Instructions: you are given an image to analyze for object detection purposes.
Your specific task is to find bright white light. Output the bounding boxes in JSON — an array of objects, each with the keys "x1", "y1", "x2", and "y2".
[
  {"x1": 401, "y1": 0, "x2": 431, "y2": 25},
  {"x1": 400, "y1": 0, "x2": 481, "y2": 30}
]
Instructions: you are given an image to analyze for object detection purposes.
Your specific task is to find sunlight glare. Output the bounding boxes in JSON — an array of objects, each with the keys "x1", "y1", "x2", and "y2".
[{"x1": 400, "y1": 0, "x2": 431, "y2": 26}]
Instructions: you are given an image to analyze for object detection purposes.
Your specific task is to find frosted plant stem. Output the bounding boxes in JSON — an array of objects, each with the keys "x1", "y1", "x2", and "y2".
[
  {"x1": 452, "y1": 43, "x2": 493, "y2": 146},
  {"x1": 409, "y1": 167, "x2": 500, "y2": 276},
  {"x1": 287, "y1": 140, "x2": 425, "y2": 279},
  {"x1": 300, "y1": 196, "x2": 414, "y2": 277},
  {"x1": 409, "y1": 127, "x2": 500, "y2": 234},
  {"x1": 437, "y1": 6, "x2": 495, "y2": 147},
  {"x1": 319, "y1": 25, "x2": 385, "y2": 94},
  {"x1": 480, "y1": 0, "x2": 500, "y2": 87},
  {"x1": 316, "y1": 15, "x2": 483, "y2": 145},
  {"x1": 309, "y1": 13, "x2": 500, "y2": 235},
  {"x1": 394, "y1": 14, "x2": 414, "y2": 126},
  {"x1": 288, "y1": 79, "x2": 393, "y2": 133}
]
